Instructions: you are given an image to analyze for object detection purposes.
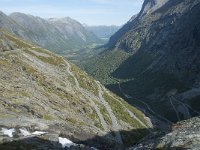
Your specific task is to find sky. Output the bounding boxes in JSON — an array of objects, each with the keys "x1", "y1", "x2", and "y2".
[{"x1": 0, "y1": 0, "x2": 144, "y2": 26}]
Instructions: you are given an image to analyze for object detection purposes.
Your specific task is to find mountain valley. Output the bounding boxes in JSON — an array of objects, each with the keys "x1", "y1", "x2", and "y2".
[
  {"x1": 0, "y1": 11, "x2": 104, "y2": 64},
  {"x1": 84, "y1": 0, "x2": 200, "y2": 124},
  {"x1": 0, "y1": 0, "x2": 200, "y2": 149},
  {"x1": 0, "y1": 29, "x2": 152, "y2": 149},
  {"x1": 85, "y1": 25, "x2": 120, "y2": 41}
]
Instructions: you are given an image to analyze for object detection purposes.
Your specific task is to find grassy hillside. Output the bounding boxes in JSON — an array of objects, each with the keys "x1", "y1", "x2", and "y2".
[{"x1": 0, "y1": 30, "x2": 152, "y2": 149}]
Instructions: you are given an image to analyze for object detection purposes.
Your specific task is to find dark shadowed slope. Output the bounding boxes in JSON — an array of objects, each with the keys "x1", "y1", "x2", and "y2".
[{"x1": 84, "y1": 0, "x2": 200, "y2": 123}]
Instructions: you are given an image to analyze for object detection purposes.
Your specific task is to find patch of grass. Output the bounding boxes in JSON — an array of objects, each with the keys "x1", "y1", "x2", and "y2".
[
  {"x1": 4, "y1": 33, "x2": 32, "y2": 49},
  {"x1": 88, "y1": 110, "x2": 104, "y2": 131},
  {"x1": 67, "y1": 117, "x2": 78, "y2": 124},
  {"x1": 0, "y1": 58, "x2": 12, "y2": 67},
  {"x1": 43, "y1": 114, "x2": 53, "y2": 120},
  {"x1": 25, "y1": 49, "x2": 65, "y2": 66},
  {"x1": 71, "y1": 63, "x2": 99, "y2": 96},
  {"x1": 33, "y1": 47, "x2": 55, "y2": 56},
  {"x1": 0, "y1": 113, "x2": 15, "y2": 119},
  {"x1": 103, "y1": 92, "x2": 145, "y2": 128},
  {"x1": 123, "y1": 102, "x2": 149, "y2": 127},
  {"x1": 12, "y1": 99, "x2": 23, "y2": 104},
  {"x1": 77, "y1": 121, "x2": 86, "y2": 126},
  {"x1": 108, "y1": 91, "x2": 150, "y2": 127},
  {"x1": 100, "y1": 105, "x2": 112, "y2": 126},
  {"x1": 20, "y1": 90, "x2": 30, "y2": 97}
]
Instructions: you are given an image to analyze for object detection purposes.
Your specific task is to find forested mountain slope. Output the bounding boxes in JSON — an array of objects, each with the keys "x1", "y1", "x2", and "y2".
[{"x1": 84, "y1": 0, "x2": 200, "y2": 123}]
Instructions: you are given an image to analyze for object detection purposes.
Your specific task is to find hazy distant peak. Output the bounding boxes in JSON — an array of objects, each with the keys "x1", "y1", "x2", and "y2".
[
  {"x1": 82, "y1": 23, "x2": 88, "y2": 27},
  {"x1": 86, "y1": 25, "x2": 120, "y2": 39},
  {"x1": 48, "y1": 17, "x2": 80, "y2": 25},
  {"x1": 10, "y1": 12, "x2": 35, "y2": 18},
  {"x1": 0, "y1": 11, "x2": 7, "y2": 20},
  {"x1": 9, "y1": 12, "x2": 47, "y2": 24},
  {"x1": 61, "y1": 17, "x2": 75, "y2": 21},
  {"x1": 0, "y1": 10, "x2": 5, "y2": 15},
  {"x1": 89, "y1": 25, "x2": 119, "y2": 28}
]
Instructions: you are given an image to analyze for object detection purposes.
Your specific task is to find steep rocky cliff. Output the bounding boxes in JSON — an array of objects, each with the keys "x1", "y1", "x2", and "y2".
[
  {"x1": 108, "y1": 0, "x2": 200, "y2": 80},
  {"x1": 107, "y1": 0, "x2": 169, "y2": 49},
  {"x1": 84, "y1": 0, "x2": 200, "y2": 123}
]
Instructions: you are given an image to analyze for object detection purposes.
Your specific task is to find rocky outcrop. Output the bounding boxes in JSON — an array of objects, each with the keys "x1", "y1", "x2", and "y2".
[
  {"x1": 138, "y1": 0, "x2": 169, "y2": 16},
  {"x1": 129, "y1": 117, "x2": 200, "y2": 150},
  {"x1": 0, "y1": 118, "x2": 95, "y2": 150}
]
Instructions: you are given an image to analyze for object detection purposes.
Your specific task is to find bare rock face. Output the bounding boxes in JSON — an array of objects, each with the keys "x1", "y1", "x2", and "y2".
[
  {"x1": 129, "y1": 117, "x2": 200, "y2": 150},
  {"x1": 108, "y1": 0, "x2": 200, "y2": 82},
  {"x1": 139, "y1": 0, "x2": 169, "y2": 16},
  {"x1": 107, "y1": 0, "x2": 169, "y2": 51}
]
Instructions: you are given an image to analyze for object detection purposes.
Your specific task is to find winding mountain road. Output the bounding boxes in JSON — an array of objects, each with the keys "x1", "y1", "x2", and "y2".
[
  {"x1": 102, "y1": 87, "x2": 149, "y2": 128},
  {"x1": 65, "y1": 61, "x2": 109, "y2": 132},
  {"x1": 66, "y1": 62, "x2": 80, "y2": 89},
  {"x1": 169, "y1": 96, "x2": 181, "y2": 121},
  {"x1": 96, "y1": 81, "x2": 123, "y2": 144},
  {"x1": 171, "y1": 96, "x2": 200, "y2": 116},
  {"x1": 118, "y1": 83, "x2": 172, "y2": 124}
]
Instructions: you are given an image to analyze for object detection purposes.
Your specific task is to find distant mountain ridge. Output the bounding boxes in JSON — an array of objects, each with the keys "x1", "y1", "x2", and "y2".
[
  {"x1": 48, "y1": 17, "x2": 97, "y2": 42},
  {"x1": 0, "y1": 11, "x2": 101, "y2": 54}
]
